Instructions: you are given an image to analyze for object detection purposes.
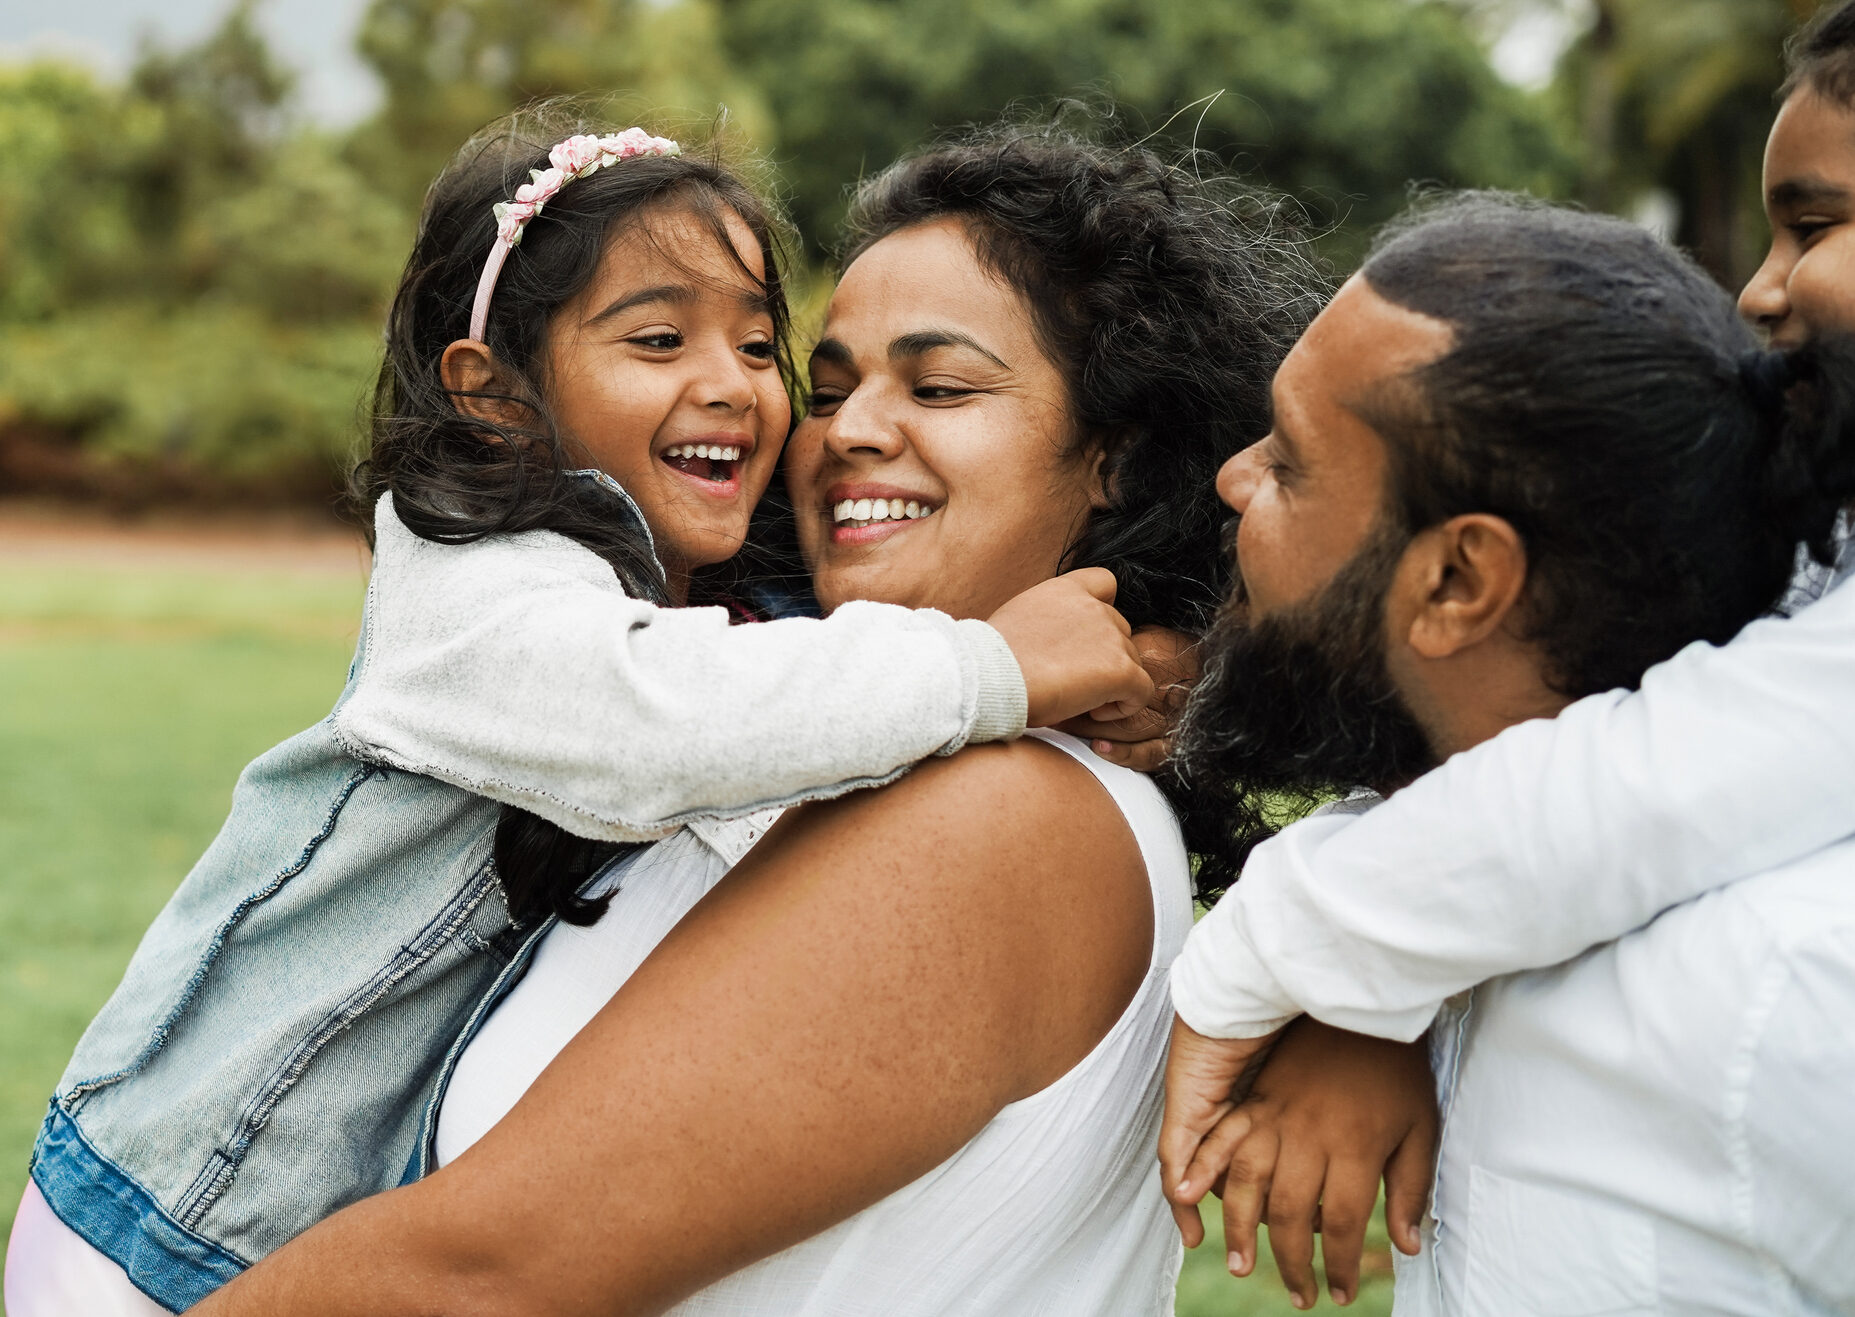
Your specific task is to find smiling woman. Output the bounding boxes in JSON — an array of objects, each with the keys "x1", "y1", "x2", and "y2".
[{"x1": 184, "y1": 122, "x2": 1326, "y2": 1317}]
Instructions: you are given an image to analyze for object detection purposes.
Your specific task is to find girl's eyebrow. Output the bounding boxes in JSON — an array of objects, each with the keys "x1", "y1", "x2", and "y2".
[
  {"x1": 1770, "y1": 177, "x2": 1850, "y2": 210},
  {"x1": 588, "y1": 284, "x2": 691, "y2": 324}
]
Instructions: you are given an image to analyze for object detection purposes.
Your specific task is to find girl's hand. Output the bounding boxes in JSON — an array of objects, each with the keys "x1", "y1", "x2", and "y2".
[
  {"x1": 1060, "y1": 628, "x2": 1200, "y2": 772},
  {"x1": 1182, "y1": 1017, "x2": 1436, "y2": 1309},
  {"x1": 988, "y1": 569, "x2": 1154, "y2": 725},
  {"x1": 1160, "y1": 1016, "x2": 1282, "y2": 1246}
]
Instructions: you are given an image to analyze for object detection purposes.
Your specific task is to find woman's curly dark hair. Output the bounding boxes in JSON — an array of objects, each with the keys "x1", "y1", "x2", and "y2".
[
  {"x1": 840, "y1": 118, "x2": 1330, "y2": 897},
  {"x1": 355, "y1": 102, "x2": 798, "y2": 927}
]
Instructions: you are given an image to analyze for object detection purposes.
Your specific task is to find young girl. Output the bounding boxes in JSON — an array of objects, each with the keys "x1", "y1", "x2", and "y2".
[{"x1": 5, "y1": 111, "x2": 1157, "y2": 1314}]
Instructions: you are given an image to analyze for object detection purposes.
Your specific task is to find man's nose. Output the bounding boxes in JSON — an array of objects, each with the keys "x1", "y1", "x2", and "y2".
[
  {"x1": 1216, "y1": 446, "x2": 1265, "y2": 513},
  {"x1": 1738, "y1": 248, "x2": 1792, "y2": 334}
]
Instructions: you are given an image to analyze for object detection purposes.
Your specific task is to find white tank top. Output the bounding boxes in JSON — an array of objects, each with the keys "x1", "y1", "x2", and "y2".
[{"x1": 437, "y1": 730, "x2": 1195, "y2": 1316}]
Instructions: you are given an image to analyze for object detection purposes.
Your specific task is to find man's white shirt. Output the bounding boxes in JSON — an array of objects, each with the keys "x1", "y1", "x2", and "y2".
[{"x1": 1169, "y1": 531, "x2": 1855, "y2": 1314}]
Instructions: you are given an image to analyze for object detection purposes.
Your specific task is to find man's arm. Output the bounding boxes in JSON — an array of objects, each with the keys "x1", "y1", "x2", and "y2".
[
  {"x1": 189, "y1": 741, "x2": 1152, "y2": 1317},
  {"x1": 1173, "y1": 574, "x2": 1855, "y2": 1043}
]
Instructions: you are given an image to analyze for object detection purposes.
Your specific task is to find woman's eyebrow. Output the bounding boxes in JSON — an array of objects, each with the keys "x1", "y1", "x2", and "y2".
[
  {"x1": 810, "y1": 336, "x2": 853, "y2": 368},
  {"x1": 889, "y1": 329, "x2": 1009, "y2": 369}
]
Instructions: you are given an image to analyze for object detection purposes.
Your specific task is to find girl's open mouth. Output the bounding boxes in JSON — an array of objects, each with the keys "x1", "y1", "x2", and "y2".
[{"x1": 662, "y1": 442, "x2": 742, "y2": 485}]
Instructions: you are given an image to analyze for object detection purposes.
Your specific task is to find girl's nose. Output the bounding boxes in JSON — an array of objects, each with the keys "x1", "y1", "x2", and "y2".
[
  {"x1": 700, "y1": 344, "x2": 759, "y2": 415},
  {"x1": 1217, "y1": 445, "x2": 1266, "y2": 514},
  {"x1": 1738, "y1": 247, "x2": 1793, "y2": 334}
]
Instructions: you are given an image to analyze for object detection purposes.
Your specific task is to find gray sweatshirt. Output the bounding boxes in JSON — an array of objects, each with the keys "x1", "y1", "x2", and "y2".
[{"x1": 331, "y1": 494, "x2": 1029, "y2": 840}]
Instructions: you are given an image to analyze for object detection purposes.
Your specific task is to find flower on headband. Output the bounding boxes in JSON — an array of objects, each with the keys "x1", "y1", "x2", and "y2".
[{"x1": 492, "y1": 129, "x2": 682, "y2": 248}]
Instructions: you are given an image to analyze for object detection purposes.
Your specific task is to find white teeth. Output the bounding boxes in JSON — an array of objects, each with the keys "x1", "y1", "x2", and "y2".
[
  {"x1": 722, "y1": 446, "x2": 741, "y2": 461},
  {"x1": 666, "y1": 443, "x2": 743, "y2": 462},
  {"x1": 830, "y1": 499, "x2": 938, "y2": 526},
  {"x1": 697, "y1": 444, "x2": 713, "y2": 459}
]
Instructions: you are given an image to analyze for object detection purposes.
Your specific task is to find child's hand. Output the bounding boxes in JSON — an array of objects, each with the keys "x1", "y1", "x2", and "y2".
[
  {"x1": 988, "y1": 569, "x2": 1154, "y2": 726},
  {"x1": 1171, "y1": 1017, "x2": 1437, "y2": 1309},
  {"x1": 1160, "y1": 1016, "x2": 1283, "y2": 1247},
  {"x1": 1058, "y1": 628, "x2": 1200, "y2": 772}
]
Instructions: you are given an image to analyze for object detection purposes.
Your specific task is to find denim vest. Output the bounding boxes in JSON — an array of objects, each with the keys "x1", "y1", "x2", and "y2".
[
  {"x1": 28, "y1": 472, "x2": 666, "y2": 1311},
  {"x1": 28, "y1": 622, "x2": 552, "y2": 1310}
]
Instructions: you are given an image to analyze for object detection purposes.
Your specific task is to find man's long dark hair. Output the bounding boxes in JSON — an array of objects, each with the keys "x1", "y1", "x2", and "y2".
[
  {"x1": 841, "y1": 119, "x2": 1330, "y2": 897},
  {"x1": 355, "y1": 104, "x2": 797, "y2": 926}
]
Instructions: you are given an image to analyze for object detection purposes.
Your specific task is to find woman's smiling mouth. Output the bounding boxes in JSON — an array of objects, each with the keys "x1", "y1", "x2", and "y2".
[{"x1": 826, "y1": 485, "x2": 939, "y2": 544}]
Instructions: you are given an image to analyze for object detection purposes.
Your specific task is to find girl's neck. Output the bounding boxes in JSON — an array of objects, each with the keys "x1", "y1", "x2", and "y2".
[{"x1": 661, "y1": 560, "x2": 691, "y2": 607}]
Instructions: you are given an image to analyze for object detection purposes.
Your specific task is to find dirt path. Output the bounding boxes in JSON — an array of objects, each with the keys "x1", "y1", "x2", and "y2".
[{"x1": 0, "y1": 502, "x2": 371, "y2": 576}]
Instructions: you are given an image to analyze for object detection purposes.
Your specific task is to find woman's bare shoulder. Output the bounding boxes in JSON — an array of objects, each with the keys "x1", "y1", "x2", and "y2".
[{"x1": 750, "y1": 736, "x2": 1154, "y2": 1096}]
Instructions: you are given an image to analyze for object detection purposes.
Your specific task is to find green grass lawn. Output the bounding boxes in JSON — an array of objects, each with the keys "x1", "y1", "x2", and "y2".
[{"x1": 0, "y1": 545, "x2": 1390, "y2": 1315}]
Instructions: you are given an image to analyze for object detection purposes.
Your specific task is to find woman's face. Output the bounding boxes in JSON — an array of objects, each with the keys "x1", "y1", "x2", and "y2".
[
  {"x1": 789, "y1": 218, "x2": 1102, "y2": 619},
  {"x1": 544, "y1": 205, "x2": 791, "y2": 600}
]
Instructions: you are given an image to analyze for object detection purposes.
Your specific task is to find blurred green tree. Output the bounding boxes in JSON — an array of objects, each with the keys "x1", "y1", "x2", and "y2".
[{"x1": 714, "y1": 0, "x2": 1572, "y2": 260}]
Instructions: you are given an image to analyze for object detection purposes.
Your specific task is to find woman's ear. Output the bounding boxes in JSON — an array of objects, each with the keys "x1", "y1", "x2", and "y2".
[
  {"x1": 1395, "y1": 514, "x2": 1527, "y2": 661},
  {"x1": 440, "y1": 339, "x2": 524, "y2": 427}
]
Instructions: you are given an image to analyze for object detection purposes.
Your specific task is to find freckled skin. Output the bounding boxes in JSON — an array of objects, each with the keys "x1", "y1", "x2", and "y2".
[{"x1": 1740, "y1": 89, "x2": 1855, "y2": 347}]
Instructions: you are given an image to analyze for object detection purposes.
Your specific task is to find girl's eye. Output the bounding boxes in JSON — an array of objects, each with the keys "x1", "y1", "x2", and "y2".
[
  {"x1": 630, "y1": 332, "x2": 683, "y2": 351},
  {"x1": 741, "y1": 340, "x2": 777, "y2": 361}
]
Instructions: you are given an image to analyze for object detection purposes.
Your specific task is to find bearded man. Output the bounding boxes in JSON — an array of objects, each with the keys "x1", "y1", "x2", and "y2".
[{"x1": 1162, "y1": 194, "x2": 1855, "y2": 1315}]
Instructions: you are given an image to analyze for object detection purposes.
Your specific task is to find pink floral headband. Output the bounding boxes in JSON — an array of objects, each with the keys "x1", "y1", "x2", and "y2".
[{"x1": 468, "y1": 128, "x2": 683, "y2": 342}]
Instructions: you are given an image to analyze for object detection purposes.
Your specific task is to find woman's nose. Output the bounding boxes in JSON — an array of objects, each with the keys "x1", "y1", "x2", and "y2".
[
  {"x1": 1216, "y1": 446, "x2": 1265, "y2": 514},
  {"x1": 1738, "y1": 247, "x2": 1792, "y2": 334},
  {"x1": 822, "y1": 387, "x2": 905, "y2": 462}
]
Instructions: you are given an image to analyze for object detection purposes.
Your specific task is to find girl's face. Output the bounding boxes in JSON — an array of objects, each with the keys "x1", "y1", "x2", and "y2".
[
  {"x1": 789, "y1": 218, "x2": 1103, "y2": 619},
  {"x1": 544, "y1": 205, "x2": 791, "y2": 599},
  {"x1": 1741, "y1": 89, "x2": 1855, "y2": 349}
]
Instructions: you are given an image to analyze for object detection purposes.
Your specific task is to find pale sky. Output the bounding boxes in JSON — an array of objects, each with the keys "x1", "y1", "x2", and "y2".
[
  {"x1": 0, "y1": 0, "x2": 380, "y2": 125},
  {"x1": 3, "y1": 0, "x2": 1581, "y2": 127}
]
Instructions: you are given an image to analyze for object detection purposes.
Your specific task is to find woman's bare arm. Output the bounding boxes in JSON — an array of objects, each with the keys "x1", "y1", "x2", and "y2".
[{"x1": 190, "y1": 740, "x2": 1152, "y2": 1317}]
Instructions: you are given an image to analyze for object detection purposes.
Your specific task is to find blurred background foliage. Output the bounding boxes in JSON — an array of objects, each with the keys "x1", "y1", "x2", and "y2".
[{"x1": 0, "y1": 0, "x2": 1824, "y2": 509}]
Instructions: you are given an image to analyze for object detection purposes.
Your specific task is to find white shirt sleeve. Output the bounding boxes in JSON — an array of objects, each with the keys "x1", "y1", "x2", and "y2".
[
  {"x1": 1172, "y1": 572, "x2": 1855, "y2": 1042},
  {"x1": 330, "y1": 496, "x2": 1027, "y2": 841}
]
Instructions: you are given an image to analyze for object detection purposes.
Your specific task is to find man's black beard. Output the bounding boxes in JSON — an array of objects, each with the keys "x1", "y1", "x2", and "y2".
[{"x1": 1172, "y1": 520, "x2": 1440, "y2": 874}]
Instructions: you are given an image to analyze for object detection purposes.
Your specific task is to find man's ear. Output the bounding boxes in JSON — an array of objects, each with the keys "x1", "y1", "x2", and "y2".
[
  {"x1": 439, "y1": 339, "x2": 525, "y2": 427},
  {"x1": 1392, "y1": 513, "x2": 1527, "y2": 661}
]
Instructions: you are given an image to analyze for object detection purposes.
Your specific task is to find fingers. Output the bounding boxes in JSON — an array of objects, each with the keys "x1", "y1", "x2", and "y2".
[
  {"x1": 1314, "y1": 1157, "x2": 1381, "y2": 1307},
  {"x1": 1383, "y1": 1120, "x2": 1436, "y2": 1258},
  {"x1": 1060, "y1": 565, "x2": 1120, "y2": 608},
  {"x1": 1088, "y1": 735, "x2": 1171, "y2": 773},
  {"x1": 1263, "y1": 1145, "x2": 1325, "y2": 1310},
  {"x1": 1174, "y1": 1107, "x2": 1253, "y2": 1208},
  {"x1": 1060, "y1": 704, "x2": 1169, "y2": 743},
  {"x1": 1169, "y1": 1196, "x2": 1207, "y2": 1250},
  {"x1": 1130, "y1": 627, "x2": 1203, "y2": 694},
  {"x1": 1218, "y1": 1122, "x2": 1278, "y2": 1279}
]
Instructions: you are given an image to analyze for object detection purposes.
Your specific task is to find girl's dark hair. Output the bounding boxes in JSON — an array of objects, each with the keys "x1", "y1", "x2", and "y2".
[
  {"x1": 1361, "y1": 191, "x2": 1855, "y2": 698},
  {"x1": 355, "y1": 104, "x2": 796, "y2": 927},
  {"x1": 840, "y1": 120, "x2": 1329, "y2": 897},
  {"x1": 1783, "y1": 0, "x2": 1855, "y2": 104}
]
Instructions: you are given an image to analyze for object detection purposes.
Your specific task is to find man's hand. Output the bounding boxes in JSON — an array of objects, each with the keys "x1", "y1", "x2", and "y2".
[
  {"x1": 1168, "y1": 1017, "x2": 1437, "y2": 1310},
  {"x1": 1059, "y1": 628, "x2": 1200, "y2": 772},
  {"x1": 1159, "y1": 1016, "x2": 1283, "y2": 1247},
  {"x1": 987, "y1": 569, "x2": 1154, "y2": 727}
]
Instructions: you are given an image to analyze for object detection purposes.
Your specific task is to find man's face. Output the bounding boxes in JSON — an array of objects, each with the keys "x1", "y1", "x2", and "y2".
[
  {"x1": 1741, "y1": 88, "x2": 1855, "y2": 347},
  {"x1": 1174, "y1": 278, "x2": 1451, "y2": 810}
]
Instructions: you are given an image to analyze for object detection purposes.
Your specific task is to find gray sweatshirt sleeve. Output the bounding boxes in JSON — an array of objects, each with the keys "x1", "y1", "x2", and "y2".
[{"x1": 330, "y1": 497, "x2": 1028, "y2": 841}]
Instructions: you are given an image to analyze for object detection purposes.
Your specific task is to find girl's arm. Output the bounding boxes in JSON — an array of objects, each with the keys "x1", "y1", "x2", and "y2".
[
  {"x1": 1171, "y1": 571, "x2": 1855, "y2": 1044},
  {"x1": 188, "y1": 740, "x2": 1154, "y2": 1317},
  {"x1": 333, "y1": 496, "x2": 1151, "y2": 840}
]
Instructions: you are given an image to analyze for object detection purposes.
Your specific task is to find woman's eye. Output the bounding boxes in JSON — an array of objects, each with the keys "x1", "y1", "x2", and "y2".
[
  {"x1": 914, "y1": 384, "x2": 977, "y2": 402},
  {"x1": 630, "y1": 332, "x2": 683, "y2": 351},
  {"x1": 806, "y1": 390, "x2": 846, "y2": 415}
]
